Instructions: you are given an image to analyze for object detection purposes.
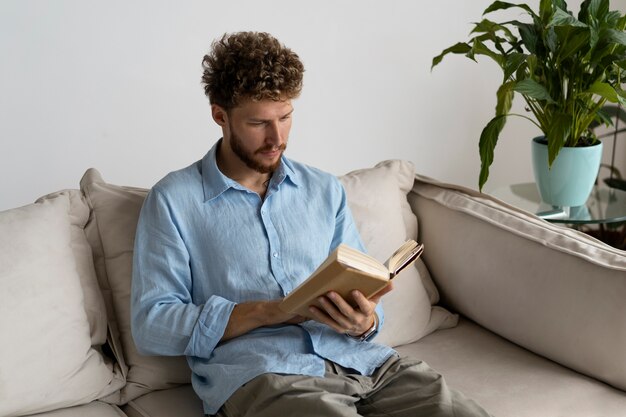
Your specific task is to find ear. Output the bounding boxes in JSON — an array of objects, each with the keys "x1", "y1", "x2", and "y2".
[{"x1": 211, "y1": 104, "x2": 228, "y2": 127}]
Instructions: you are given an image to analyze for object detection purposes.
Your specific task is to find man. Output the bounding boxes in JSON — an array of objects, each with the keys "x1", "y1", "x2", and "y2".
[{"x1": 131, "y1": 31, "x2": 490, "y2": 417}]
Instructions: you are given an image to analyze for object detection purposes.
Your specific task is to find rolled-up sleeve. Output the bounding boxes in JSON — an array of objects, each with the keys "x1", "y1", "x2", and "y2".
[{"x1": 131, "y1": 188, "x2": 235, "y2": 359}]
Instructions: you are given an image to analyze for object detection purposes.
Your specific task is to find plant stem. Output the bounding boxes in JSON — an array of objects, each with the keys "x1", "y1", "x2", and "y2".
[{"x1": 506, "y1": 112, "x2": 543, "y2": 130}]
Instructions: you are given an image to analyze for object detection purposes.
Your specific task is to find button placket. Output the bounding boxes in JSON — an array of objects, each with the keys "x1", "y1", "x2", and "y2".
[{"x1": 259, "y1": 199, "x2": 290, "y2": 295}]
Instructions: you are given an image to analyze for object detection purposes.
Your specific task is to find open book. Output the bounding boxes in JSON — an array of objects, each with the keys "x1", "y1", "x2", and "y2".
[{"x1": 279, "y1": 240, "x2": 424, "y2": 318}]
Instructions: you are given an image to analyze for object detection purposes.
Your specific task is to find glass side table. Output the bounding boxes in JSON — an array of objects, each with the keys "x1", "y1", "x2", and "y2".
[
  {"x1": 490, "y1": 183, "x2": 626, "y2": 249},
  {"x1": 490, "y1": 183, "x2": 626, "y2": 224}
]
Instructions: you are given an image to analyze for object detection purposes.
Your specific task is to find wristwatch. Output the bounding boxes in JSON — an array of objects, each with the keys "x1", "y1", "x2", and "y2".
[{"x1": 345, "y1": 313, "x2": 379, "y2": 342}]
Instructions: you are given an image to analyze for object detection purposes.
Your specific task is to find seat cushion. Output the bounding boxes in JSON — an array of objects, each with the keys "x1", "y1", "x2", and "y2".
[
  {"x1": 122, "y1": 386, "x2": 203, "y2": 417},
  {"x1": 124, "y1": 318, "x2": 626, "y2": 417},
  {"x1": 396, "y1": 318, "x2": 626, "y2": 417},
  {"x1": 28, "y1": 402, "x2": 128, "y2": 417}
]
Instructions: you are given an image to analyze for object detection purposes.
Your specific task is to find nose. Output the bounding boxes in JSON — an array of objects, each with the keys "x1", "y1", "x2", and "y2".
[{"x1": 265, "y1": 121, "x2": 283, "y2": 147}]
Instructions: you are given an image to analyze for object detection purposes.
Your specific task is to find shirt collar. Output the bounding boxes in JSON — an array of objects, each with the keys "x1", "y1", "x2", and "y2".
[{"x1": 201, "y1": 139, "x2": 301, "y2": 202}]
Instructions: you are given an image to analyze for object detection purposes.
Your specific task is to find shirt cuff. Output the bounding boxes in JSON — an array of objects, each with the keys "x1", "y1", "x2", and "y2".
[{"x1": 184, "y1": 295, "x2": 236, "y2": 358}]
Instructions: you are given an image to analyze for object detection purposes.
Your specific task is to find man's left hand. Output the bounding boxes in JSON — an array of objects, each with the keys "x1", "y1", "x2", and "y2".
[{"x1": 308, "y1": 282, "x2": 393, "y2": 337}]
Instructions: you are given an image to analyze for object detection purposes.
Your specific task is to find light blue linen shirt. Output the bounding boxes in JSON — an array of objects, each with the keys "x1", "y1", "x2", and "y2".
[{"x1": 131, "y1": 140, "x2": 396, "y2": 415}]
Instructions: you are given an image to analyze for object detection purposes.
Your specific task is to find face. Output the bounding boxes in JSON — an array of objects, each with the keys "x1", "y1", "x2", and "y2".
[{"x1": 214, "y1": 99, "x2": 293, "y2": 174}]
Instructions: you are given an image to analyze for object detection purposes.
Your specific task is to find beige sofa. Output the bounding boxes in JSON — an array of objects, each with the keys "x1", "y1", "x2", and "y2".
[{"x1": 1, "y1": 160, "x2": 625, "y2": 417}]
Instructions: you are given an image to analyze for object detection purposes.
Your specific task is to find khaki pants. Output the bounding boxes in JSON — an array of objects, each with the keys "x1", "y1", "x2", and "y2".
[{"x1": 214, "y1": 355, "x2": 491, "y2": 417}]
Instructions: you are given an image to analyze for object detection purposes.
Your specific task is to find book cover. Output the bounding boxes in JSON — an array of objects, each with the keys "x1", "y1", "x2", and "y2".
[{"x1": 279, "y1": 240, "x2": 424, "y2": 318}]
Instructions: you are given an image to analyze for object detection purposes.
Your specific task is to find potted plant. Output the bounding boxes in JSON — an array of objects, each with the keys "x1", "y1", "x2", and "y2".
[{"x1": 432, "y1": 0, "x2": 626, "y2": 207}]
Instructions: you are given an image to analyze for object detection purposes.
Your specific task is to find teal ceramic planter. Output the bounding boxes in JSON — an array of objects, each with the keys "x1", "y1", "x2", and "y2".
[{"x1": 531, "y1": 137, "x2": 603, "y2": 207}]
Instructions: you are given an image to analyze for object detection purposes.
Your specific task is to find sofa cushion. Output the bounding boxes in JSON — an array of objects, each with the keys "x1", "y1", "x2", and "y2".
[
  {"x1": 125, "y1": 319, "x2": 626, "y2": 417},
  {"x1": 0, "y1": 193, "x2": 124, "y2": 416},
  {"x1": 34, "y1": 191, "x2": 109, "y2": 348},
  {"x1": 122, "y1": 386, "x2": 204, "y2": 417},
  {"x1": 28, "y1": 402, "x2": 127, "y2": 417},
  {"x1": 80, "y1": 169, "x2": 191, "y2": 403},
  {"x1": 396, "y1": 318, "x2": 626, "y2": 417},
  {"x1": 410, "y1": 175, "x2": 626, "y2": 392},
  {"x1": 339, "y1": 160, "x2": 457, "y2": 346}
]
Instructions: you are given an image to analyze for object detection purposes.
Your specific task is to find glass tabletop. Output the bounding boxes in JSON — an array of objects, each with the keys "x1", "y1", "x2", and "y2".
[{"x1": 490, "y1": 183, "x2": 626, "y2": 225}]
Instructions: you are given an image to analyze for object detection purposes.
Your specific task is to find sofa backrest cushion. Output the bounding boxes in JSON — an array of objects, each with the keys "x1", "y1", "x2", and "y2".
[
  {"x1": 80, "y1": 169, "x2": 191, "y2": 404},
  {"x1": 0, "y1": 192, "x2": 124, "y2": 416},
  {"x1": 411, "y1": 175, "x2": 626, "y2": 392}
]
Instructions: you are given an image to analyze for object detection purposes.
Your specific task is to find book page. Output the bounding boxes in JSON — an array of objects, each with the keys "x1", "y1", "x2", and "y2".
[
  {"x1": 336, "y1": 245, "x2": 388, "y2": 278},
  {"x1": 384, "y1": 240, "x2": 424, "y2": 277}
]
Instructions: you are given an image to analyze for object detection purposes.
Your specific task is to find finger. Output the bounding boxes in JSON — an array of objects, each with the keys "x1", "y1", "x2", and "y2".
[
  {"x1": 318, "y1": 294, "x2": 354, "y2": 329},
  {"x1": 308, "y1": 306, "x2": 345, "y2": 334},
  {"x1": 350, "y1": 290, "x2": 375, "y2": 316},
  {"x1": 326, "y1": 291, "x2": 357, "y2": 317}
]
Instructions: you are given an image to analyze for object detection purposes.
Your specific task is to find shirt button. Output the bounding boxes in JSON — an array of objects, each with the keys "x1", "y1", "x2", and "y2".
[{"x1": 272, "y1": 252, "x2": 279, "y2": 258}]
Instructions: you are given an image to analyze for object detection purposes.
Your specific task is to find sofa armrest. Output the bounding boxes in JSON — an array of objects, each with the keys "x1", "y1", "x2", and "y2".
[{"x1": 409, "y1": 175, "x2": 626, "y2": 391}]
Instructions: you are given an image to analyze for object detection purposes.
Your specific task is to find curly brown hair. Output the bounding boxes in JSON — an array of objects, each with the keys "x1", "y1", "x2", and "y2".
[{"x1": 201, "y1": 32, "x2": 305, "y2": 110}]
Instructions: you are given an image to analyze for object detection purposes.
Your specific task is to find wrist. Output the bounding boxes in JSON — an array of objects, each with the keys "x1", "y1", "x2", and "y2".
[{"x1": 346, "y1": 313, "x2": 378, "y2": 342}]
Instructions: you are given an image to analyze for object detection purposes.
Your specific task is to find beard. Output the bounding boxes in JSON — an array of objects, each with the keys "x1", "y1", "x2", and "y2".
[{"x1": 229, "y1": 127, "x2": 287, "y2": 174}]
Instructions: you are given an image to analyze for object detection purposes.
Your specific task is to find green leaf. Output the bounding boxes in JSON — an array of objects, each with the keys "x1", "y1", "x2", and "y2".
[
  {"x1": 590, "y1": 26, "x2": 600, "y2": 50},
  {"x1": 539, "y1": 0, "x2": 554, "y2": 23},
  {"x1": 496, "y1": 81, "x2": 516, "y2": 115},
  {"x1": 513, "y1": 22, "x2": 539, "y2": 54},
  {"x1": 483, "y1": 1, "x2": 537, "y2": 19},
  {"x1": 469, "y1": 38, "x2": 504, "y2": 66},
  {"x1": 478, "y1": 114, "x2": 508, "y2": 190},
  {"x1": 503, "y1": 52, "x2": 527, "y2": 80},
  {"x1": 616, "y1": 89, "x2": 626, "y2": 106},
  {"x1": 477, "y1": 82, "x2": 523, "y2": 191},
  {"x1": 546, "y1": 27, "x2": 559, "y2": 52},
  {"x1": 549, "y1": 8, "x2": 588, "y2": 28},
  {"x1": 579, "y1": 0, "x2": 591, "y2": 23},
  {"x1": 588, "y1": 0, "x2": 610, "y2": 21},
  {"x1": 605, "y1": 28, "x2": 626, "y2": 46},
  {"x1": 471, "y1": 19, "x2": 518, "y2": 42},
  {"x1": 514, "y1": 79, "x2": 556, "y2": 103},
  {"x1": 606, "y1": 11, "x2": 622, "y2": 26},
  {"x1": 547, "y1": 113, "x2": 572, "y2": 165},
  {"x1": 553, "y1": 26, "x2": 591, "y2": 61},
  {"x1": 595, "y1": 107, "x2": 614, "y2": 126},
  {"x1": 515, "y1": 59, "x2": 529, "y2": 80},
  {"x1": 590, "y1": 29, "x2": 626, "y2": 63},
  {"x1": 431, "y1": 42, "x2": 472, "y2": 69},
  {"x1": 586, "y1": 81, "x2": 620, "y2": 102}
]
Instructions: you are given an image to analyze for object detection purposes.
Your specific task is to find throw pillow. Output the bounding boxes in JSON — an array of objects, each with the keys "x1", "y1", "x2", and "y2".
[
  {"x1": 0, "y1": 194, "x2": 124, "y2": 416},
  {"x1": 339, "y1": 160, "x2": 457, "y2": 347},
  {"x1": 35, "y1": 190, "x2": 109, "y2": 347}
]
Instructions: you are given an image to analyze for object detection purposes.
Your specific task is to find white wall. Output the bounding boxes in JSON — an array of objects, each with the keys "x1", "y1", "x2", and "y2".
[{"x1": 1, "y1": 0, "x2": 625, "y2": 211}]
